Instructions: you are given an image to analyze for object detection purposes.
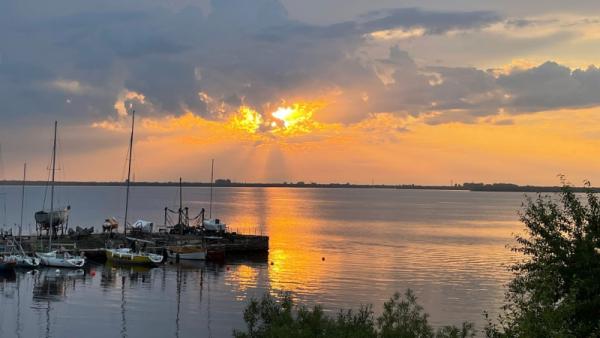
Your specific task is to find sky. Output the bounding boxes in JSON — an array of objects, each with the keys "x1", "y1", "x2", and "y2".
[{"x1": 1, "y1": 0, "x2": 600, "y2": 185}]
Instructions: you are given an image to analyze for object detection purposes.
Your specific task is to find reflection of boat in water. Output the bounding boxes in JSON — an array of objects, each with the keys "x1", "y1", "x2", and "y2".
[
  {"x1": 166, "y1": 245, "x2": 207, "y2": 260},
  {"x1": 0, "y1": 268, "x2": 16, "y2": 281},
  {"x1": 106, "y1": 248, "x2": 163, "y2": 266},
  {"x1": 36, "y1": 251, "x2": 85, "y2": 268},
  {"x1": 33, "y1": 268, "x2": 86, "y2": 302}
]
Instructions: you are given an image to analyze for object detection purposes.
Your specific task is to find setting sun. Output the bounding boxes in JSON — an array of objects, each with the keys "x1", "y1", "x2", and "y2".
[{"x1": 270, "y1": 102, "x2": 323, "y2": 134}]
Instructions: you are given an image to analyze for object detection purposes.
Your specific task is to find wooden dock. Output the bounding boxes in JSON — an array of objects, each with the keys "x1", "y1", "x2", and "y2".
[{"x1": 6, "y1": 232, "x2": 269, "y2": 262}]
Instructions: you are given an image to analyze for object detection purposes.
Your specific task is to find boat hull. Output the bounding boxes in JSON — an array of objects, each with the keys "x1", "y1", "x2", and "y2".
[
  {"x1": 0, "y1": 260, "x2": 16, "y2": 271},
  {"x1": 36, "y1": 251, "x2": 86, "y2": 268},
  {"x1": 105, "y1": 249, "x2": 163, "y2": 266},
  {"x1": 35, "y1": 209, "x2": 69, "y2": 227},
  {"x1": 166, "y1": 246, "x2": 207, "y2": 260},
  {"x1": 6, "y1": 254, "x2": 40, "y2": 268}
]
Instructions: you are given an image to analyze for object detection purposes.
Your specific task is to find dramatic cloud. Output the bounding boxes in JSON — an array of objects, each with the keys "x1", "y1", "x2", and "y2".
[
  {"x1": 2, "y1": 0, "x2": 600, "y2": 183},
  {"x1": 2, "y1": 0, "x2": 599, "y2": 130}
]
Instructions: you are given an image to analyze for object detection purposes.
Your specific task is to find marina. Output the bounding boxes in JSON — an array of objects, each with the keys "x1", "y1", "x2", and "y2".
[{"x1": 1, "y1": 233, "x2": 269, "y2": 262}]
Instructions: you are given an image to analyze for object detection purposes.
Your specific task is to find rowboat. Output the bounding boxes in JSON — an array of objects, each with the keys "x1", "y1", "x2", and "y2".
[
  {"x1": 36, "y1": 251, "x2": 86, "y2": 268},
  {"x1": 166, "y1": 245, "x2": 207, "y2": 260},
  {"x1": 105, "y1": 248, "x2": 163, "y2": 266}
]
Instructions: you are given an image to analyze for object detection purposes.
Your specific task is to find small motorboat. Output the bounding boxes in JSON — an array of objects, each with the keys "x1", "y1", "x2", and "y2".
[
  {"x1": 166, "y1": 245, "x2": 207, "y2": 260},
  {"x1": 0, "y1": 256, "x2": 17, "y2": 271},
  {"x1": 105, "y1": 248, "x2": 163, "y2": 266},
  {"x1": 202, "y1": 218, "x2": 227, "y2": 232},
  {"x1": 36, "y1": 251, "x2": 86, "y2": 268}
]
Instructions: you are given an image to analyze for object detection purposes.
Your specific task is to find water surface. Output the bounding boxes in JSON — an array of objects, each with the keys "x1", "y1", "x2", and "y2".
[{"x1": 0, "y1": 186, "x2": 528, "y2": 337}]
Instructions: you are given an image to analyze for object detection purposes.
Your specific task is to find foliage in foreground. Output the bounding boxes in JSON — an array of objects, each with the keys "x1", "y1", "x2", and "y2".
[
  {"x1": 486, "y1": 182, "x2": 600, "y2": 337},
  {"x1": 233, "y1": 289, "x2": 475, "y2": 338}
]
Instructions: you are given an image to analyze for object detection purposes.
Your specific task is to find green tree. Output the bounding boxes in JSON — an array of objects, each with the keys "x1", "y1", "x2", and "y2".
[{"x1": 487, "y1": 182, "x2": 600, "y2": 337}]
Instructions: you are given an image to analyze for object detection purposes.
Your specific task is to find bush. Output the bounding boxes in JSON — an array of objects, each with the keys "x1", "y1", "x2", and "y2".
[
  {"x1": 234, "y1": 290, "x2": 475, "y2": 338},
  {"x1": 487, "y1": 182, "x2": 600, "y2": 337}
]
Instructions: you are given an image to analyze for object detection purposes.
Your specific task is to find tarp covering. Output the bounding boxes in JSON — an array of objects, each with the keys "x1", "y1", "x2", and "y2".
[{"x1": 131, "y1": 220, "x2": 153, "y2": 233}]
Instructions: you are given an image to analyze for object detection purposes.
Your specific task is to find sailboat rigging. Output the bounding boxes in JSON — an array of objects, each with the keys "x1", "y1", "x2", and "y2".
[
  {"x1": 35, "y1": 121, "x2": 85, "y2": 268},
  {"x1": 202, "y1": 159, "x2": 227, "y2": 232},
  {"x1": 105, "y1": 109, "x2": 163, "y2": 266},
  {"x1": 7, "y1": 162, "x2": 41, "y2": 268}
]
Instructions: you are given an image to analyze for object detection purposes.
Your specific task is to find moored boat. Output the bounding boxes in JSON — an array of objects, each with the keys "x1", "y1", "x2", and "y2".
[
  {"x1": 10, "y1": 254, "x2": 41, "y2": 268},
  {"x1": 202, "y1": 218, "x2": 227, "y2": 232},
  {"x1": 35, "y1": 122, "x2": 86, "y2": 269},
  {"x1": 5, "y1": 239, "x2": 41, "y2": 268},
  {"x1": 105, "y1": 248, "x2": 163, "y2": 266},
  {"x1": 10, "y1": 164, "x2": 41, "y2": 268},
  {"x1": 36, "y1": 251, "x2": 85, "y2": 268},
  {"x1": 166, "y1": 245, "x2": 207, "y2": 260}
]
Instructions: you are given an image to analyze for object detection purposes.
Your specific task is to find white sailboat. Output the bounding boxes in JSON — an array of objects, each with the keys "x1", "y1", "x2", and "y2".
[
  {"x1": 5, "y1": 163, "x2": 41, "y2": 268},
  {"x1": 35, "y1": 121, "x2": 86, "y2": 268},
  {"x1": 6, "y1": 239, "x2": 40, "y2": 268},
  {"x1": 36, "y1": 250, "x2": 85, "y2": 268},
  {"x1": 202, "y1": 159, "x2": 227, "y2": 232}
]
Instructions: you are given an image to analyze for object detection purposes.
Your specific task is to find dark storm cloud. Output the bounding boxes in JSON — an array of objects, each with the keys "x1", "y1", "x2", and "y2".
[
  {"x1": 0, "y1": 0, "x2": 598, "y2": 129},
  {"x1": 498, "y1": 62, "x2": 600, "y2": 112},
  {"x1": 259, "y1": 7, "x2": 500, "y2": 41},
  {"x1": 359, "y1": 7, "x2": 501, "y2": 34}
]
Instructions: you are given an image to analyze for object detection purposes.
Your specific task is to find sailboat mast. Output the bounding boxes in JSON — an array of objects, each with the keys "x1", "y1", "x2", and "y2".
[
  {"x1": 209, "y1": 159, "x2": 214, "y2": 219},
  {"x1": 19, "y1": 162, "x2": 26, "y2": 243},
  {"x1": 124, "y1": 109, "x2": 135, "y2": 236},
  {"x1": 178, "y1": 177, "x2": 183, "y2": 225},
  {"x1": 49, "y1": 121, "x2": 57, "y2": 247}
]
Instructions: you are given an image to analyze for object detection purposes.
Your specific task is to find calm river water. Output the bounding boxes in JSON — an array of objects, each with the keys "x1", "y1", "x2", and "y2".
[{"x1": 0, "y1": 186, "x2": 528, "y2": 337}]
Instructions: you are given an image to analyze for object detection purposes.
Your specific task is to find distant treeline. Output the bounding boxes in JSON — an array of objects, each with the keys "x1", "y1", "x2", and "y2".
[{"x1": 0, "y1": 180, "x2": 596, "y2": 192}]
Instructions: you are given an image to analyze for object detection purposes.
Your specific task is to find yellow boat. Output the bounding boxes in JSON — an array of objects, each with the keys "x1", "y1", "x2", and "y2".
[{"x1": 105, "y1": 248, "x2": 163, "y2": 266}]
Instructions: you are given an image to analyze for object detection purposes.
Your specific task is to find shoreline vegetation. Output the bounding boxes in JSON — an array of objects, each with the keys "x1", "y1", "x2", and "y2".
[
  {"x1": 0, "y1": 180, "x2": 597, "y2": 193},
  {"x1": 234, "y1": 183, "x2": 600, "y2": 337}
]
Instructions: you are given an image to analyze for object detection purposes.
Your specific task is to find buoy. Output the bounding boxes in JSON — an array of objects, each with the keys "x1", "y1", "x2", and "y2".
[
  {"x1": 270, "y1": 261, "x2": 274, "y2": 266},
  {"x1": 322, "y1": 257, "x2": 325, "y2": 261}
]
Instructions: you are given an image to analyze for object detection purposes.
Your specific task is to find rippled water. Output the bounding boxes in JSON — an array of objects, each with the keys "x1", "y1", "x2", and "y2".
[{"x1": 0, "y1": 186, "x2": 528, "y2": 337}]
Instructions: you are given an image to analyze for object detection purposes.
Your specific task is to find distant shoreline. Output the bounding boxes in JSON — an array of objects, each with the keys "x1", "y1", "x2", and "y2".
[{"x1": 0, "y1": 180, "x2": 595, "y2": 193}]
